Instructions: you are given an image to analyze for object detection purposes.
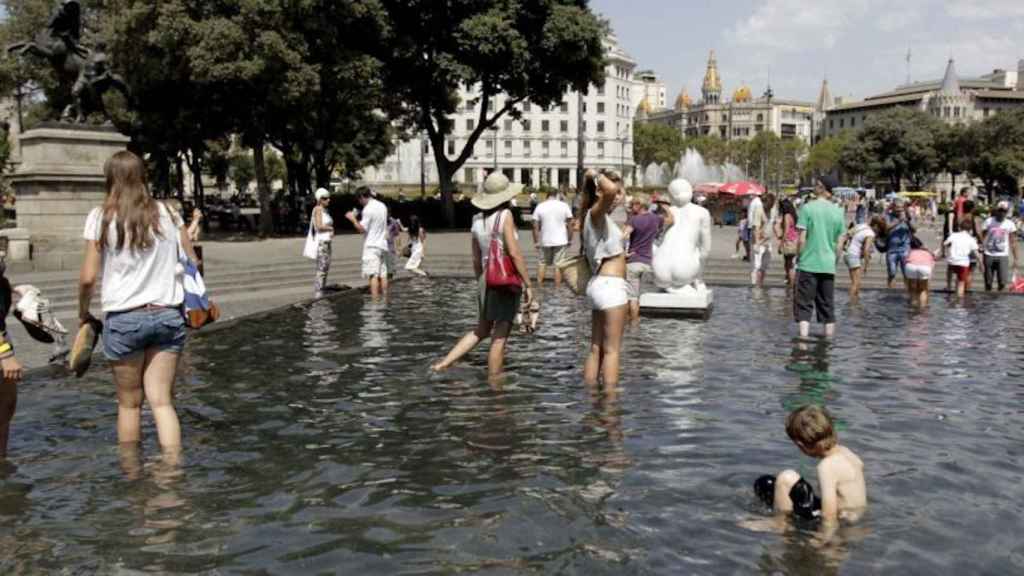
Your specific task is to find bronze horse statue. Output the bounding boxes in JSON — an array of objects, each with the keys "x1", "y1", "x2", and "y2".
[{"x1": 7, "y1": 0, "x2": 128, "y2": 124}]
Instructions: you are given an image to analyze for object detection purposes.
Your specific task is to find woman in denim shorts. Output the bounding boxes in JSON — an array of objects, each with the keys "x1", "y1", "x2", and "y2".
[{"x1": 78, "y1": 151, "x2": 199, "y2": 458}]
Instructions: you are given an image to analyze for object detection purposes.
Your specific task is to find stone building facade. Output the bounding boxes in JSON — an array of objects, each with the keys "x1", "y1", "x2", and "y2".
[
  {"x1": 822, "y1": 59, "x2": 1024, "y2": 137},
  {"x1": 641, "y1": 51, "x2": 815, "y2": 144},
  {"x1": 362, "y1": 33, "x2": 638, "y2": 190}
]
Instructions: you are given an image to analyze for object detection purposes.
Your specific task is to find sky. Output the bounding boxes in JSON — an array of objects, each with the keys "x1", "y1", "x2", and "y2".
[{"x1": 590, "y1": 0, "x2": 1024, "y2": 104}]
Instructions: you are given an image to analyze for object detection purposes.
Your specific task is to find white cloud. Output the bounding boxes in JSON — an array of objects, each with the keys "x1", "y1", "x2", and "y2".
[
  {"x1": 946, "y1": 0, "x2": 1024, "y2": 20},
  {"x1": 729, "y1": 0, "x2": 875, "y2": 51}
]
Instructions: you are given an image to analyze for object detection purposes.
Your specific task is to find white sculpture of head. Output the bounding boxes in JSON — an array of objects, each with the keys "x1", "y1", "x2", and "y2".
[{"x1": 667, "y1": 178, "x2": 693, "y2": 207}]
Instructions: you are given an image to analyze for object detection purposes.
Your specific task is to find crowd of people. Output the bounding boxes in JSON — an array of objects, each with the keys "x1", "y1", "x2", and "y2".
[{"x1": 8, "y1": 145, "x2": 1024, "y2": 536}]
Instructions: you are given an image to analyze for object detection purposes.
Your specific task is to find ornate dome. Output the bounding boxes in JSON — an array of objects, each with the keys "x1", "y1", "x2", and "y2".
[
  {"x1": 674, "y1": 89, "x2": 692, "y2": 110},
  {"x1": 732, "y1": 85, "x2": 752, "y2": 103},
  {"x1": 636, "y1": 98, "x2": 652, "y2": 119}
]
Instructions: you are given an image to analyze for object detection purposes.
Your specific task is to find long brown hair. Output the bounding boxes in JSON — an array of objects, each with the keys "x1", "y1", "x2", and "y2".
[{"x1": 100, "y1": 151, "x2": 162, "y2": 252}]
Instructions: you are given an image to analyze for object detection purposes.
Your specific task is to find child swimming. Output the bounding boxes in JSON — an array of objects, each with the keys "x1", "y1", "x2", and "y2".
[{"x1": 755, "y1": 405, "x2": 867, "y2": 524}]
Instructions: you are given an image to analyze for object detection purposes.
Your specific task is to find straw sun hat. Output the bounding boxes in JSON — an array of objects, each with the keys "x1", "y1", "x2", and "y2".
[{"x1": 472, "y1": 172, "x2": 523, "y2": 211}]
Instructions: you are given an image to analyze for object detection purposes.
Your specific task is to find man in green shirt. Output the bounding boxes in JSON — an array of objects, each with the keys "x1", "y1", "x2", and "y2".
[{"x1": 795, "y1": 175, "x2": 846, "y2": 338}]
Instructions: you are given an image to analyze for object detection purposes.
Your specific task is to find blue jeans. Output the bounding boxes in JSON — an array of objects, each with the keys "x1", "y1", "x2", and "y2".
[
  {"x1": 103, "y1": 308, "x2": 187, "y2": 361},
  {"x1": 886, "y1": 250, "x2": 908, "y2": 281}
]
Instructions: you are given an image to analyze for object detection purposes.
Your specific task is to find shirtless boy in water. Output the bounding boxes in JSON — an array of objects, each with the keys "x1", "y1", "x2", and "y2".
[{"x1": 755, "y1": 405, "x2": 867, "y2": 525}]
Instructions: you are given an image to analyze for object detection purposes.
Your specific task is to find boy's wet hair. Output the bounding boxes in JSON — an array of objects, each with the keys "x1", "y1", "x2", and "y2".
[
  {"x1": 958, "y1": 219, "x2": 974, "y2": 232},
  {"x1": 785, "y1": 405, "x2": 837, "y2": 455}
]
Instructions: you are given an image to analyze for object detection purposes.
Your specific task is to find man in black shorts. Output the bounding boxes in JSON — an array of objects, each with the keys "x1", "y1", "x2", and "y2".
[{"x1": 794, "y1": 176, "x2": 846, "y2": 338}]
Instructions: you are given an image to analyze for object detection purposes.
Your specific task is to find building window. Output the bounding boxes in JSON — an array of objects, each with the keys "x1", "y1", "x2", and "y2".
[
  {"x1": 485, "y1": 139, "x2": 493, "y2": 150},
  {"x1": 560, "y1": 101, "x2": 569, "y2": 113},
  {"x1": 503, "y1": 140, "x2": 512, "y2": 157},
  {"x1": 560, "y1": 120, "x2": 569, "y2": 133},
  {"x1": 597, "y1": 142, "x2": 605, "y2": 158},
  {"x1": 523, "y1": 141, "x2": 531, "y2": 157},
  {"x1": 722, "y1": 114, "x2": 728, "y2": 122},
  {"x1": 466, "y1": 119, "x2": 475, "y2": 131},
  {"x1": 581, "y1": 121, "x2": 587, "y2": 133},
  {"x1": 839, "y1": 119, "x2": 845, "y2": 128},
  {"x1": 447, "y1": 140, "x2": 455, "y2": 155},
  {"x1": 521, "y1": 120, "x2": 531, "y2": 132},
  {"x1": 504, "y1": 119, "x2": 513, "y2": 131},
  {"x1": 829, "y1": 119, "x2": 834, "y2": 129},
  {"x1": 487, "y1": 100, "x2": 495, "y2": 112},
  {"x1": 984, "y1": 108, "x2": 991, "y2": 117},
  {"x1": 944, "y1": 107, "x2": 950, "y2": 118},
  {"x1": 560, "y1": 141, "x2": 569, "y2": 157},
  {"x1": 542, "y1": 141, "x2": 550, "y2": 157},
  {"x1": 757, "y1": 114, "x2": 764, "y2": 122},
  {"x1": 597, "y1": 121, "x2": 605, "y2": 133},
  {"x1": 465, "y1": 167, "x2": 476, "y2": 183},
  {"x1": 522, "y1": 102, "x2": 531, "y2": 113},
  {"x1": 851, "y1": 118, "x2": 856, "y2": 128},
  {"x1": 542, "y1": 120, "x2": 550, "y2": 132},
  {"x1": 954, "y1": 107, "x2": 960, "y2": 118},
  {"x1": 597, "y1": 102, "x2": 605, "y2": 114},
  {"x1": 597, "y1": 84, "x2": 605, "y2": 96}
]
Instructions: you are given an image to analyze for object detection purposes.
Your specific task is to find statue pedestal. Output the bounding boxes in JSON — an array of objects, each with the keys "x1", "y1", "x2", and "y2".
[
  {"x1": 8, "y1": 125, "x2": 130, "y2": 268},
  {"x1": 639, "y1": 290, "x2": 714, "y2": 319}
]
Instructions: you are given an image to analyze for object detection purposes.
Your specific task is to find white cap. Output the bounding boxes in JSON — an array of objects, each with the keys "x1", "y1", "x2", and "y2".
[
  {"x1": 996, "y1": 200, "x2": 1009, "y2": 211},
  {"x1": 315, "y1": 188, "x2": 330, "y2": 200}
]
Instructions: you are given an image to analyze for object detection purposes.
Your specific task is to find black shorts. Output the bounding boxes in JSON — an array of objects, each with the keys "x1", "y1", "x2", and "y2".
[{"x1": 794, "y1": 271, "x2": 835, "y2": 324}]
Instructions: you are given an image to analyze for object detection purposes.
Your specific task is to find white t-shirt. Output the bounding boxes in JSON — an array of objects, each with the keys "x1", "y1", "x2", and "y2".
[
  {"x1": 981, "y1": 217, "x2": 1018, "y2": 257},
  {"x1": 313, "y1": 207, "x2": 333, "y2": 243},
  {"x1": 845, "y1": 224, "x2": 875, "y2": 259},
  {"x1": 747, "y1": 197, "x2": 767, "y2": 236},
  {"x1": 83, "y1": 203, "x2": 184, "y2": 313},
  {"x1": 532, "y1": 199, "x2": 573, "y2": 247},
  {"x1": 359, "y1": 198, "x2": 389, "y2": 252},
  {"x1": 944, "y1": 231, "x2": 979, "y2": 267}
]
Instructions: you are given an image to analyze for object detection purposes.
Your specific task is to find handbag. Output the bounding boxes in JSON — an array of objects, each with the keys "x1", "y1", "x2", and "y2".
[
  {"x1": 484, "y1": 210, "x2": 522, "y2": 293},
  {"x1": 167, "y1": 204, "x2": 220, "y2": 329},
  {"x1": 302, "y1": 217, "x2": 318, "y2": 260},
  {"x1": 556, "y1": 218, "x2": 592, "y2": 295}
]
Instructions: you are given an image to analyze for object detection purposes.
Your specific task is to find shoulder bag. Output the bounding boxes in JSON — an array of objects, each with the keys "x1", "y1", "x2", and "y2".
[
  {"x1": 166, "y1": 203, "x2": 221, "y2": 328},
  {"x1": 484, "y1": 210, "x2": 523, "y2": 293},
  {"x1": 303, "y1": 209, "x2": 318, "y2": 260},
  {"x1": 556, "y1": 213, "x2": 592, "y2": 295}
]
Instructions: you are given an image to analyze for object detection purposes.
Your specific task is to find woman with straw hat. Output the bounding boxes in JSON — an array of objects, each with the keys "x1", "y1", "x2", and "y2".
[
  {"x1": 432, "y1": 172, "x2": 533, "y2": 377},
  {"x1": 311, "y1": 188, "x2": 335, "y2": 297}
]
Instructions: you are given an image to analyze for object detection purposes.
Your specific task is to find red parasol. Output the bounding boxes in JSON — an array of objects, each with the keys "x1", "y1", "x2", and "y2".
[
  {"x1": 718, "y1": 181, "x2": 765, "y2": 196},
  {"x1": 694, "y1": 183, "x2": 722, "y2": 196}
]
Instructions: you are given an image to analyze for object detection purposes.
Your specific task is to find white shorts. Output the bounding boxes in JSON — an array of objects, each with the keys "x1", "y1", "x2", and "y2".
[
  {"x1": 362, "y1": 247, "x2": 389, "y2": 279},
  {"x1": 905, "y1": 263, "x2": 932, "y2": 281},
  {"x1": 586, "y1": 276, "x2": 630, "y2": 311}
]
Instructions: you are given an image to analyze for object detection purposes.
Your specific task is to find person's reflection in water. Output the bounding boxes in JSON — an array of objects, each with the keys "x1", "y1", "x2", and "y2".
[
  {"x1": 754, "y1": 527, "x2": 866, "y2": 576},
  {"x1": 578, "y1": 381, "x2": 631, "y2": 529},
  {"x1": 358, "y1": 300, "x2": 389, "y2": 354},
  {"x1": 303, "y1": 298, "x2": 339, "y2": 359},
  {"x1": 782, "y1": 338, "x2": 838, "y2": 413},
  {"x1": 119, "y1": 443, "x2": 189, "y2": 554}
]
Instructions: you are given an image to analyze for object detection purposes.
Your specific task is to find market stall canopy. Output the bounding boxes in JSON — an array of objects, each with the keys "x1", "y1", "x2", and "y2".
[
  {"x1": 694, "y1": 183, "x2": 722, "y2": 196},
  {"x1": 718, "y1": 181, "x2": 765, "y2": 196},
  {"x1": 899, "y1": 191, "x2": 937, "y2": 198}
]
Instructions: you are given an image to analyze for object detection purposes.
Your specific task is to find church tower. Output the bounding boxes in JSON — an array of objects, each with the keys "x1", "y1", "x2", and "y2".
[
  {"x1": 816, "y1": 78, "x2": 833, "y2": 113},
  {"x1": 927, "y1": 59, "x2": 972, "y2": 124},
  {"x1": 702, "y1": 50, "x2": 722, "y2": 105}
]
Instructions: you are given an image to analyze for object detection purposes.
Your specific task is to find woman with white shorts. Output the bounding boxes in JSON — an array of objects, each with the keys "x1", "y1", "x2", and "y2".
[
  {"x1": 580, "y1": 170, "x2": 628, "y2": 388},
  {"x1": 904, "y1": 236, "x2": 935, "y2": 307}
]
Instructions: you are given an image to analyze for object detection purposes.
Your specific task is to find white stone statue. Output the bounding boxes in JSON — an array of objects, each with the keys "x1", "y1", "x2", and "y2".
[{"x1": 651, "y1": 178, "x2": 712, "y2": 298}]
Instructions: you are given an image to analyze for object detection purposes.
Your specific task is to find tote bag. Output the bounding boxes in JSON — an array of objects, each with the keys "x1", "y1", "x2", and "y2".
[
  {"x1": 302, "y1": 218, "x2": 318, "y2": 260},
  {"x1": 484, "y1": 211, "x2": 522, "y2": 293}
]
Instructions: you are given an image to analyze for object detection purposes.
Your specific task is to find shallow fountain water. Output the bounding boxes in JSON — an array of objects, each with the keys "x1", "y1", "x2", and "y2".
[{"x1": 2, "y1": 281, "x2": 1022, "y2": 573}]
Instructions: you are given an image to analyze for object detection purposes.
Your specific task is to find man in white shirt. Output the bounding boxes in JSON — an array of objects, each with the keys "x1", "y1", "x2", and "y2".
[
  {"x1": 980, "y1": 200, "x2": 1020, "y2": 292},
  {"x1": 747, "y1": 194, "x2": 771, "y2": 287},
  {"x1": 531, "y1": 189, "x2": 574, "y2": 288},
  {"x1": 346, "y1": 187, "x2": 391, "y2": 297}
]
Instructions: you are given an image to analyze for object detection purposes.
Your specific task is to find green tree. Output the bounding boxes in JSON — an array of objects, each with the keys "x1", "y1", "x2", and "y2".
[
  {"x1": 804, "y1": 131, "x2": 854, "y2": 180},
  {"x1": 366, "y1": 0, "x2": 607, "y2": 225},
  {"x1": 933, "y1": 124, "x2": 969, "y2": 198},
  {"x1": 633, "y1": 122, "x2": 684, "y2": 167},
  {"x1": 229, "y1": 150, "x2": 255, "y2": 196},
  {"x1": 852, "y1": 107, "x2": 942, "y2": 191},
  {"x1": 963, "y1": 109, "x2": 1024, "y2": 199}
]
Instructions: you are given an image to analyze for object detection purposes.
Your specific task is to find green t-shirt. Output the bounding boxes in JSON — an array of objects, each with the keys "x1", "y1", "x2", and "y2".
[{"x1": 796, "y1": 198, "x2": 846, "y2": 274}]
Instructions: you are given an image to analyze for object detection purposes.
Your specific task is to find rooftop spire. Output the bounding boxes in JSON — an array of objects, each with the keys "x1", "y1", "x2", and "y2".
[
  {"x1": 939, "y1": 58, "x2": 961, "y2": 95},
  {"x1": 816, "y1": 78, "x2": 833, "y2": 111},
  {"x1": 702, "y1": 50, "x2": 722, "y2": 103}
]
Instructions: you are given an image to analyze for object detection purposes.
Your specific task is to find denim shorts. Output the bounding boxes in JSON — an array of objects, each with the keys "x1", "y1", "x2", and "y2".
[{"x1": 103, "y1": 308, "x2": 187, "y2": 361}]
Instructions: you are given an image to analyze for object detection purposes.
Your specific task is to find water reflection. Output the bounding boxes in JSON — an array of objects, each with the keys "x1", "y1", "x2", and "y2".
[{"x1": 782, "y1": 339, "x2": 837, "y2": 413}]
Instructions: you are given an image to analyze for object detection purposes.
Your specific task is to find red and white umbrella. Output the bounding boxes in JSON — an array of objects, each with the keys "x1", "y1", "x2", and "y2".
[{"x1": 718, "y1": 181, "x2": 765, "y2": 196}]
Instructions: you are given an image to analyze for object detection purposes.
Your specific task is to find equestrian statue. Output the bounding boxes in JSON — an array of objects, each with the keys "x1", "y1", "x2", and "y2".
[{"x1": 7, "y1": 0, "x2": 128, "y2": 124}]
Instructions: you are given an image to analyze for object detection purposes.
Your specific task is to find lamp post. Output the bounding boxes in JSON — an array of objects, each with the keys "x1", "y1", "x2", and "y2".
[
  {"x1": 491, "y1": 125, "x2": 499, "y2": 171},
  {"x1": 761, "y1": 85, "x2": 774, "y2": 188}
]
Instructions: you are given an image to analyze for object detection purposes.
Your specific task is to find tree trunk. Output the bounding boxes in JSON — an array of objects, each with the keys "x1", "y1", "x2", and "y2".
[
  {"x1": 314, "y1": 151, "x2": 331, "y2": 189},
  {"x1": 253, "y1": 142, "x2": 273, "y2": 237},
  {"x1": 175, "y1": 155, "x2": 186, "y2": 202},
  {"x1": 950, "y1": 173, "x2": 957, "y2": 202},
  {"x1": 189, "y1": 147, "x2": 205, "y2": 210}
]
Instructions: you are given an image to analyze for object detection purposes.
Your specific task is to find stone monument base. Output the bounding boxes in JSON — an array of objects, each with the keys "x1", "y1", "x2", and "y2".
[
  {"x1": 8, "y1": 123, "x2": 131, "y2": 268},
  {"x1": 639, "y1": 290, "x2": 714, "y2": 319}
]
